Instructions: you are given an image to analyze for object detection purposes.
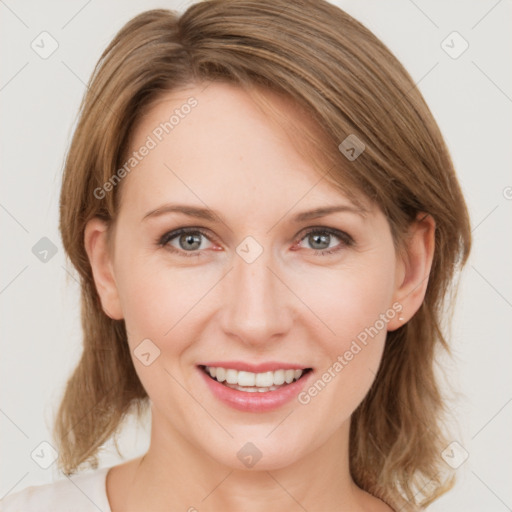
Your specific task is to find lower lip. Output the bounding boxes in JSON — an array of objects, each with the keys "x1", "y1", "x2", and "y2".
[{"x1": 198, "y1": 367, "x2": 313, "y2": 413}]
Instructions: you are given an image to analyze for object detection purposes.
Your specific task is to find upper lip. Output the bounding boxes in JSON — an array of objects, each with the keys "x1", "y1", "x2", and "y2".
[{"x1": 198, "y1": 361, "x2": 311, "y2": 372}]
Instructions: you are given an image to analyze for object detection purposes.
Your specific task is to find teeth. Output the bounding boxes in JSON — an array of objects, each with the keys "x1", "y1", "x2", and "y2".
[
  {"x1": 255, "y1": 371, "x2": 274, "y2": 387},
  {"x1": 238, "y1": 371, "x2": 255, "y2": 387},
  {"x1": 226, "y1": 369, "x2": 238, "y2": 384},
  {"x1": 205, "y1": 366, "x2": 305, "y2": 388},
  {"x1": 216, "y1": 367, "x2": 226, "y2": 382},
  {"x1": 224, "y1": 383, "x2": 284, "y2": 392},
  {"x1": 274, "y1": 371, "x2": 285, "y2": 386}
]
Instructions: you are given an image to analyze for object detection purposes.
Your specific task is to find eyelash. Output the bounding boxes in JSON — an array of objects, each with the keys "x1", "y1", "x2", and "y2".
[{"x1": 157, "y1": 226, "x2": 354, "y2": 259}]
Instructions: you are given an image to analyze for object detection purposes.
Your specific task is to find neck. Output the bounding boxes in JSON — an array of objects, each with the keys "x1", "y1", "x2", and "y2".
[{"x1": 119, "y1": 406, "x2": 375, "y2": 512}]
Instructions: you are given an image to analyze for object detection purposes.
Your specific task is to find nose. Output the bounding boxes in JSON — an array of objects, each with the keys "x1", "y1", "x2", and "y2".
[{"x1": 218, "y1": 246, "x2": 293, "y2": 348}]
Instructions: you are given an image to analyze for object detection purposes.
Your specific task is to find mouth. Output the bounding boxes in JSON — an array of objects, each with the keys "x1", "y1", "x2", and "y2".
[{"x1": 199, "y1": 364, "x2": 313, "y2": 393}]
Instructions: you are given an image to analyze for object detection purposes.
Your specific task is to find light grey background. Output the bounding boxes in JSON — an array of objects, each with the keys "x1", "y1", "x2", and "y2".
[{"x1": 1, "y1": 0, "x2": 511, "y2": 510}]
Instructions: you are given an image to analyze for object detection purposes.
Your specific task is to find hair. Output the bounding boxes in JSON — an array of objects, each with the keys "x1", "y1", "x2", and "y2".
[{"x1": 55, "y1": 0, "x2": 471, "y2": 510}]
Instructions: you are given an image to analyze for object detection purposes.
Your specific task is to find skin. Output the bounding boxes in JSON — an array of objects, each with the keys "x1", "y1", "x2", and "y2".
[{"x1": 85, "y1": 82, "x2": 435, "y2": 512}]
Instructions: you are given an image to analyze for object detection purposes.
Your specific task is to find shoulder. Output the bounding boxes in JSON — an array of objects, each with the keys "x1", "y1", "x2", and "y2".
[{"x1": 0, "y1": 466, "x2": 112, "y2": 512}]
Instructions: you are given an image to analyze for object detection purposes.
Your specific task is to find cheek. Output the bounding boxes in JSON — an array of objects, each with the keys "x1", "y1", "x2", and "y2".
[
  {"x1": 295, "y1": 255, "x2": 396, "y2": 347},
  {"x1": 294, "y1": 253, "x2": 396, "y2": 400},
  {"x1": 113, "y1": 262, "x2": 200, "y2": 403},
  {"x1": 114, "y1": 251, "x2": 219, "y2": 350}
]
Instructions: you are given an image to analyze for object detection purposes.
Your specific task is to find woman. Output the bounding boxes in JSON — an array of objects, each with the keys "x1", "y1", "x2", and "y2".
[{"x1": 1, "y1": 0, "x2": 471, "y2": 510}]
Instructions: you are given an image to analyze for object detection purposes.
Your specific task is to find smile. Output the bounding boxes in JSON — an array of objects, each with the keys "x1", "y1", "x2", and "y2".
[
  {"x1": 201, "y1": 365, "x2": 311, "y2": 392},
  {"x1": 196, "y1": 360, "x2": 314, "y2": 412}
]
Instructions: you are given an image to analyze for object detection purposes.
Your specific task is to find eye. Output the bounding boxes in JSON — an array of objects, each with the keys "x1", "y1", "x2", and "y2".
[
  {"x1": 158, "y1": 228, "x2": 215, "y2": 257},
  {"x1": 157, "y1": 226, "x2": 354, "y2": 258},
  {"x1": 294, "y1": 227, "x2": 354, "y2": 256}
]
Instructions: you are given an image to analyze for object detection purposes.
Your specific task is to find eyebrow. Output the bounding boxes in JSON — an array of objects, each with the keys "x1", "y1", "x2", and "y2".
[{"x1": 142, "y1": 203, "x2": 367, "y2": 224}]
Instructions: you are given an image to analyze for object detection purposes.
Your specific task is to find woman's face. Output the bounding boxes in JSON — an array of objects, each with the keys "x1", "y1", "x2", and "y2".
[{"x1": 88, "y1": 82, "x2": 415, "y2": 470}]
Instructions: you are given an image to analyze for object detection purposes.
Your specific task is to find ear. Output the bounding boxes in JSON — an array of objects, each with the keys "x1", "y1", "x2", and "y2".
[
  {"x1": 84, "y1": 217, "x2": 124, "y2": 320},
  {"x1": 387, "y1": 213, "x2": 435, "y2": 331}
]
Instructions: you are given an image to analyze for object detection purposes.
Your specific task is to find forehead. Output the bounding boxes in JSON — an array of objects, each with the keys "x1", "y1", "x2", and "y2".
[{"x1": 117, "y1": 82, "x2": 369, "y2": 220}]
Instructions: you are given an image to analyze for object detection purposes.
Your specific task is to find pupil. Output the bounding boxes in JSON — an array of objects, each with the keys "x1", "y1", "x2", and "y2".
[
  {"x1": 181, "y1": 233, "x2": 201, "y2": 250},
  {"x1": 310, "y1": 233, "x2": 329, "y2": 250}
]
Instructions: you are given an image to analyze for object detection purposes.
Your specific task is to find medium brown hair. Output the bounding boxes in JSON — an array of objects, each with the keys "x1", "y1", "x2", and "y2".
[{"x1": 55, "y1": 1, "x2": 471, "y2": 509}]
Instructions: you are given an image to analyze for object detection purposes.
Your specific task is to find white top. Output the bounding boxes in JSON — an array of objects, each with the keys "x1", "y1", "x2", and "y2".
[{"x1": 0, "y1": 466, "x2": 112, "y2": 512}]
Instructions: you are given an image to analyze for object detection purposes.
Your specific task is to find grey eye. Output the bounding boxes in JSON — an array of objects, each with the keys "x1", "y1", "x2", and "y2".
[
  {"x1": 306, "y1": 232, "x2": 333, "y2": 250},
  {"x1": 177, "y1": 232, "x2": 203, "y2": 251}
]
